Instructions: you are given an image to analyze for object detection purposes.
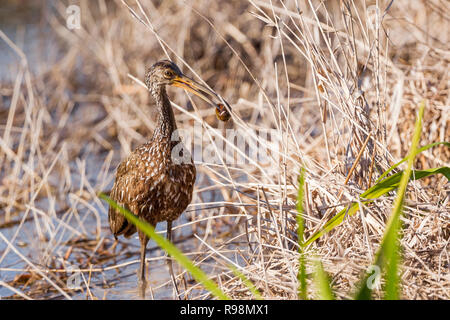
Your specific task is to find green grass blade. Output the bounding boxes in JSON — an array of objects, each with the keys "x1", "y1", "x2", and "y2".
[
  {"x1": 229, "y1": 264, "x2": 263, "y2": 300},
  {"x1": 296, "y1": 168, "x2": 307, "y2": 299},
  {"x1": 362, "y1": 167, "x2": 450, "y2": 199},
  {"x1": 99, "y1": 193, "x2": 230, "y2": 300},
  {"x1": 376, "y1": 141, "x2": 449, "y2": 183},
  {"x1": 383, "y1": 103, "x2": 425, "y2": 299},
  {"x1": 355, "y1": 101, "x2": 425, "y2": 300},
  {"x1": 304, "y1": 166, "x2": 449, "y2": 247},
  {"x1": 312, "y1": 258, "x2": 335, "y2": 300},
  {"x1": 304, "y1": 202, "x2": 359, "y2": 247}
]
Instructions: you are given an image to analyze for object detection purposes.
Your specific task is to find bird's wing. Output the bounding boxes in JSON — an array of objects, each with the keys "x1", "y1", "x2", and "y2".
[
  {"x1": 108, "y1": 150, "x2": 160, "y2": 236},
  {"x1": 108, "y1": 153, "x2": 142, "y2": 237}
]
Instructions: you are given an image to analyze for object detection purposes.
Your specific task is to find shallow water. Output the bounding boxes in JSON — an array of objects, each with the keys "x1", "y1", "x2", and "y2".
[
  {"x1": 0, "y1": 2, "x2": 243, "y2": 300},
  {"x1": 0, "y1": 1, "x2": 57, "y2": 81},
  {"x1": 0, "y1": 147, "x2": 214, "y2": 299},
  {"x1": 0, "y1": 122, "x2": 219, "y2": 299},
  {"x1": 0, "y1": 208, "x2": 200, "y2": 299}
]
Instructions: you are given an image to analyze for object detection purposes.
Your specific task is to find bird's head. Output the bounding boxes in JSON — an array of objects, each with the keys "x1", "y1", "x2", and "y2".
[{"x1": 145, "y1": 60, "x2": 231, "y2": 121}]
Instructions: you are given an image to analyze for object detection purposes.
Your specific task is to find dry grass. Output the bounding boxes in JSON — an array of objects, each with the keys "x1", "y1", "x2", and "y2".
[{"x1": 0, "y1": 0, "x2": 448, "y2": 299}]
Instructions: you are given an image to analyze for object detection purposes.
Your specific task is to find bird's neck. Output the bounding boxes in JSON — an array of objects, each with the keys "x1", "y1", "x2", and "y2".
[{"x1": 152, "y1": 86, "x2": 177, "y2": 139}]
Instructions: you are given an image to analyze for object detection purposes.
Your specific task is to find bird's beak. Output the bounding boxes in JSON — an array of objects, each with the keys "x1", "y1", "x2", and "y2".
[{"x1": 171, "y1": 74, "x2": 231, "y2": 121}]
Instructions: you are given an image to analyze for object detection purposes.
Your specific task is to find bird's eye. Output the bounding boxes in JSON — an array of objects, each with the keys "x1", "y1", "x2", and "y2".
[{"x1": 164, "y1": 70, "x2": 173, "y2": 79}]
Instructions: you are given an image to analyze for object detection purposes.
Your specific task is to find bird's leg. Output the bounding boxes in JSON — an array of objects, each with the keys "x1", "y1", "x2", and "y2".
[
  {"x1": 110, "y1": 237, "x2": 119, "y2": 265},
  {"x1": 138, "y1": 230, "x2": 149, "y2": 299},
  {"x1": 111, "y1": 237, "x2": 119, "y2": 254},
  {"x1": 167, "y1": 220, "x2": 181, "y2": 299}
]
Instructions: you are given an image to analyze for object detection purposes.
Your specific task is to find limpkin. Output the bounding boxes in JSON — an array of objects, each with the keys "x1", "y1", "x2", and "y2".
[{"x1": 108, "y1": 60, "x2": 230, "y2": 298}]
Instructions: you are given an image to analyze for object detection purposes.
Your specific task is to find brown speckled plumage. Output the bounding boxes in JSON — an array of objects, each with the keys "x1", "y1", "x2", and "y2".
[
  {"x1": 108, "y1": 60, "x2": 229, "y2": 299},
  {"x1": 108, "y1": 137, "x2": 196, "y2": 237}
]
